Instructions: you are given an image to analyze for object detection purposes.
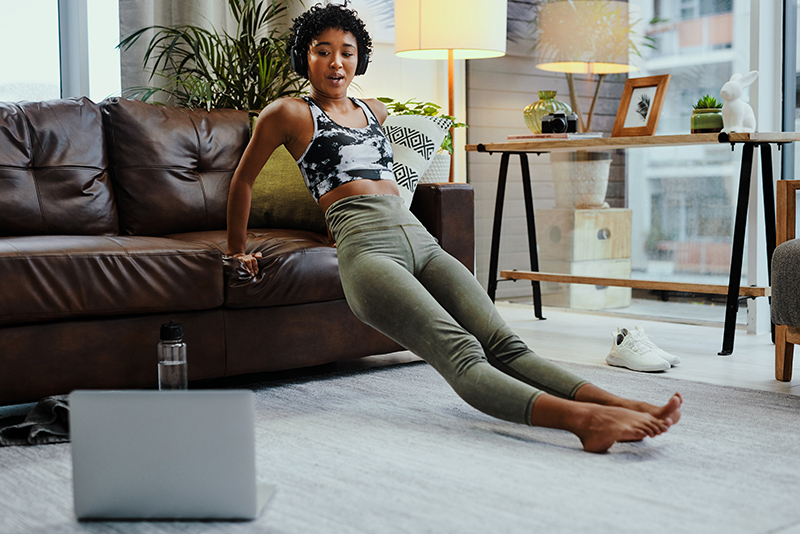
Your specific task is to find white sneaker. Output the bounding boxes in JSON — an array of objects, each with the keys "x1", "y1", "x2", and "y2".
[
  {"x1": 606, "y1": 330, "x2": 670, "y2": 372},
  {"x1": 622, "y1": 326, "x2": 681, "y2": 367}
]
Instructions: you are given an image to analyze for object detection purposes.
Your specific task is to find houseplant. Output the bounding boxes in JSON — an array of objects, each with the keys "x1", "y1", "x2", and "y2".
[
  {"x1": 377, "y1": 97, "x2": 466, "y2": 183},
  {"x1": 118, "y1": 0, "x2": 308, "y2": 110},
  {"x1": 691, "y1": 94, "x2": 724, "y2": 134}
]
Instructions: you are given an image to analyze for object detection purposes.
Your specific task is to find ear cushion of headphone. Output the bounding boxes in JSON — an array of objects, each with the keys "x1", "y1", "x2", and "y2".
[
  {"x1": 355, "y1": 53, "x2": 368, "y2": 76},
  {"x1": 290, "y1": 47, "x2": 307, "y2": 77}
]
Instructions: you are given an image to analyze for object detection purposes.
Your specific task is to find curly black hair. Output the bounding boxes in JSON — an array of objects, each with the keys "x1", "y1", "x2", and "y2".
[{"x1": 287, "y1": 3, "x2": 373, "y2": 79}]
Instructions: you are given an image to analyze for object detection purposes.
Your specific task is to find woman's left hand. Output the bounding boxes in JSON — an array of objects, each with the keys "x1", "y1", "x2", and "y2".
[{"x1": 233, "y1": 252, "x2": 262, "y2": 276}]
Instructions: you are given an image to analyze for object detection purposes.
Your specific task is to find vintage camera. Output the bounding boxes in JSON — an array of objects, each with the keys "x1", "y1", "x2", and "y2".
[{"x1": 541, "y1": 111, "x2": 578, "y2": 134}]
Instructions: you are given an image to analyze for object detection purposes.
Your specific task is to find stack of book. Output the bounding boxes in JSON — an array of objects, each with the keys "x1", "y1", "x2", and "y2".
[{"x1": 506, "y1": 132, "x2": 604, "y2": 141}]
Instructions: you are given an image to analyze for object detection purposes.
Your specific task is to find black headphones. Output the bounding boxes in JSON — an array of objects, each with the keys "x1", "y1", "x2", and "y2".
[{"x1": 290, "y1": 35, "x2": 369, "y2": 77}]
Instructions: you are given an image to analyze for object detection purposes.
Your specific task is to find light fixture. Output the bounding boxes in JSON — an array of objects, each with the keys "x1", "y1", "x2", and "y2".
[
  {"x1": 534, "y1": 0, "x2": 638, "y2": 75},
  {"x1": 394, "y1": 0, "x2": 507, "y2": 180}
]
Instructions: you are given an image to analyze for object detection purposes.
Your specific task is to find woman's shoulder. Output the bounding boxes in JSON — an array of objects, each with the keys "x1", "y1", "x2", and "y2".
[
  {"x1": 254, "y1": 97, "x2": 311, "y2": 132},
  {"x1": 259, "y1": 96, "x2": 309, "y2": 120},
  {"x1": 252, "y1": 97, "x2": 313, "y2": 149}
]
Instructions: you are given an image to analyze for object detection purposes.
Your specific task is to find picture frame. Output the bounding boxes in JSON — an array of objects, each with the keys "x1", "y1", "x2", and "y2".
[{"x1": 611, "y1": 74, "x2": 671, "y2": 137}]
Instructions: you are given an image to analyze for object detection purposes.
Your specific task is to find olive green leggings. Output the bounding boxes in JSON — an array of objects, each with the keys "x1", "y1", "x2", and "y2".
[{"x1": 326, "y1": 195, "x2": 587, "y2": 425}]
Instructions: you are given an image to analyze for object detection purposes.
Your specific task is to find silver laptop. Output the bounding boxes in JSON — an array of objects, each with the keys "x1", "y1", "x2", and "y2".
[{"x1": 69, "y1": 390, "x2": 275, "y2": 520}]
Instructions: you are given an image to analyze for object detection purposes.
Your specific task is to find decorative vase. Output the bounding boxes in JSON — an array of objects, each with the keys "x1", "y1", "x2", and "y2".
[
  {"x1": 691, "y1": 108, "x2": 724, "y2": 133},
  {"x1": 523, "y1": 91, "x2": 572, "y2": 134},
  {"x1": 420, "y1": 152, "x2": 451, "y2": 183},
  {"x1": 550, "y1": 151, "x2": 612, "y2": 209}
]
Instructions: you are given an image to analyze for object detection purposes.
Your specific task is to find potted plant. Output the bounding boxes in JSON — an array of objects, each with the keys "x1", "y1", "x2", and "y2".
[
  {"x1": 691, "y1": 94, "x2": 724, "y2": 134},
  {"x1": 118, "y1": 0, "x2": 308, "y2": 111},
  {"x1": 377, "y1": 97, "x2": 466, "y2": 183}
]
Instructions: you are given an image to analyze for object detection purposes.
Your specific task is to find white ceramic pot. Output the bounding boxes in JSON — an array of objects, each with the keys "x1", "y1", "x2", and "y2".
[
  {"x1": 550, "y1": 150, "x2": 612, "y2": 209},
  {"x1": 420, "y1": 153, "x2": 451, "y2": 184}
]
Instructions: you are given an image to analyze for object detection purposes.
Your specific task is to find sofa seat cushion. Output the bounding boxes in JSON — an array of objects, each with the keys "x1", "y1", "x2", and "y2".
[
  {"x1": 0, "y1": 236, "x2": 223, "y2": 326},
  {"x1": 165, "y1": 229, "x2": 344, "y2": 307}
]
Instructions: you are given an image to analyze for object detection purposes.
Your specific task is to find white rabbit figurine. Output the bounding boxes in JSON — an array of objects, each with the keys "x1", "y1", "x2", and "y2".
[{"x1": 720, "y1": 71, "x2": 758, "y2": 133}]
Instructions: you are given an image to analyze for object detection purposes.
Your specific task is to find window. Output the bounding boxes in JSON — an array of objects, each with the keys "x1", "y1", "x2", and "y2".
[
  {"x1": 0, "y1": 0, "x2": 61, "y2": 102},
  {"x1": 629, "y1": 0, "x2": 747, "y2": 283},
  {"x1": 0, "y1": 0, "x2": 119, "y2": 103},
  {"x1": 700, "y1": 0, "x2": 733, "y2": 17},
  {"x1": 794, "y1": 7, "x2": 800, "y2": 182},
  {"x1": 87, "y1": 0, "x2": 121, "y2": 102}
]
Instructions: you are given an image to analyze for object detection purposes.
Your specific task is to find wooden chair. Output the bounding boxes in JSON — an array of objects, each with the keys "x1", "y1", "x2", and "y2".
[{"x1": 773, "y1": 179, "x2": 800, "y2": 381}]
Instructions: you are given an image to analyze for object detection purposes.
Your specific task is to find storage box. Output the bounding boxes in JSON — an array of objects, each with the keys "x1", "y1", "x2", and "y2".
[
  {"x1": 539, "y1": 258, "x2": 632, "y2": 310},
  {"x1": 535, "y1": 208, "x2": 631, "y2": 261}
]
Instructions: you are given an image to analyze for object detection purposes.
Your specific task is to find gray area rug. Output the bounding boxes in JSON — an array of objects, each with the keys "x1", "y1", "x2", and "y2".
[{"x1": 1, "y1": 360, "x2": 799, "y2": 534}]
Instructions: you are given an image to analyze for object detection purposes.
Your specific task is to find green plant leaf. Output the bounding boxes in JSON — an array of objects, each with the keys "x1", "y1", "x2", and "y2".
[
  {"x1": 118, "y1": 0, "x2": 308, "y2": 110},
  {"x1": 693, "y1": 94, "x2": 722, "y2": 109},
  {"x1": 380, "y1": 97, "x2": 467, "y2": 154}
]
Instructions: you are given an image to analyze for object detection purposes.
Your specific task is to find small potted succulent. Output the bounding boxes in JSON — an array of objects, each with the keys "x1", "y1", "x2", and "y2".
[
  {"x1": 691, "y1": 95, "x2": 724, "y2": 134},
  {"x1": 378, "y1": 97, "x2": 466, "y2": 183}
]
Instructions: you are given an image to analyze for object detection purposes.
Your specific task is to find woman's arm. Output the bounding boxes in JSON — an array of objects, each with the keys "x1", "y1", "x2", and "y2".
[{"x1": 226, "y1": 99, "x2": 306, "y2": 274}]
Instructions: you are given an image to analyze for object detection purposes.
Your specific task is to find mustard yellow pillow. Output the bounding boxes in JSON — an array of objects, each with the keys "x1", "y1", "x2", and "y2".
[{"x1": 247, "y1": 144, "x2": 327, "y2": 234}]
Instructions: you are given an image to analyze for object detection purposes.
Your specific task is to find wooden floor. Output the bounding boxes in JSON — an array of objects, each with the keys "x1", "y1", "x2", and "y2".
[{"x1": 494, "y1": 300, "x2": 799, "y2": 396}]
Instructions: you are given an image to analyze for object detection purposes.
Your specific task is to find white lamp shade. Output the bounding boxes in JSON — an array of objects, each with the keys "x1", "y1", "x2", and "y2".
[
  {"x1": 535, "y1": 0, "x2": 637, "y2": 74},
  {"x1": 394, "y1": 0, "x2": 507, "y2": 60}
]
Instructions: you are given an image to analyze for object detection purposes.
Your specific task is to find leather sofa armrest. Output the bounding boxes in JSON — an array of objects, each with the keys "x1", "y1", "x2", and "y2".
[{"x1": 410, "y1": 183, "x2": 475, "y2": 273}]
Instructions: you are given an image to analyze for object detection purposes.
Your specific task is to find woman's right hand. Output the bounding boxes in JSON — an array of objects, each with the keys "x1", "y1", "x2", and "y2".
[{"x1": 232, "y1": 252, "x2": 262, "y2": 276}]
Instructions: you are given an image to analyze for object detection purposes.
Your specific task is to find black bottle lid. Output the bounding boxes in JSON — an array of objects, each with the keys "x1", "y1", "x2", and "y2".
[{"x1": 160, "y1": 320, "x2": 184, "y2": 342}]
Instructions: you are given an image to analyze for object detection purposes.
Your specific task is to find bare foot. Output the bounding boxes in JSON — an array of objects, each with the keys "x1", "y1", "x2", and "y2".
[
  {"x1": 630, "y1": 393, "x2": 682, "y2": 425},
  {"x1": 530, "y1": 392, "x2": 677, "y2": 453},
  {"x1": 655, "y1": 393, "x2": 682, "y2": 425},
  {"x1": 574, "y1": 384, "x2": 683, "y2": 427},
  {"x1": 575, "y1": 405, "x2": 670, "y2": 453}
]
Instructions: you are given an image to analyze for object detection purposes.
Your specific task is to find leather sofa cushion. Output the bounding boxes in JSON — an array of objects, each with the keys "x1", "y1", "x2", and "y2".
[
  {"x1": 101, "y1": 98, "x2": 249, "y2": 236},
  {"x1": 0, "y1": 236, "x2": 223, "y2": 326},
  {"x1": 0, "y1": 98, "x2": 118, "y2": 236},
  {"x1": 165, "y1": 229, "x2": 345, "y2": 307}
]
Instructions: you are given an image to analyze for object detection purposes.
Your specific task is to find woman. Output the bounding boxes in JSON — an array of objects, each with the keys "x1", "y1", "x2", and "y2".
[{"x1": 227, "y1": 3, "x2": 682, "y2": 453}]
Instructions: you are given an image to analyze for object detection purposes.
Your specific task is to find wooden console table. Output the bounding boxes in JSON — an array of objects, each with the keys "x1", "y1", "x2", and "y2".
[{"x1": 466, "y1": 132, "x2": 800, "y2": 355}]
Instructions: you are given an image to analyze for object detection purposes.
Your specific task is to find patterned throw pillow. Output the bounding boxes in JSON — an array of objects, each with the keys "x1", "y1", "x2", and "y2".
[{"x1": 382, "y1": 115, "x2": 452, "y2": 205}]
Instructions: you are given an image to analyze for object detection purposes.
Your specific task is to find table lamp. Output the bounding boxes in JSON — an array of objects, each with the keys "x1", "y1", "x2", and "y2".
[{"x1": 394, "y1": 0, "x2": 507, "y2": 180}]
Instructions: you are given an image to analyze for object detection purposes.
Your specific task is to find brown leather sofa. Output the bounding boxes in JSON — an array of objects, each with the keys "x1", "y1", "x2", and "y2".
[{"x1": 0, "y1": 97, "x2": 475, "y2": 406}]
